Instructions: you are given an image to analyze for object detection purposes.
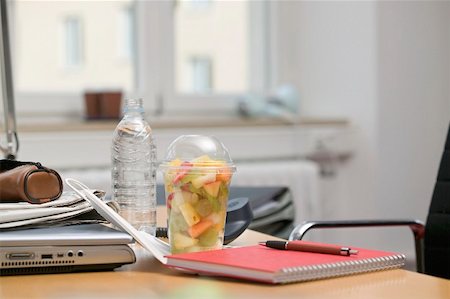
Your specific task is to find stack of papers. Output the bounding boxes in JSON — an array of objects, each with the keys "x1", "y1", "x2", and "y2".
[{"x1": 0, "y1": 191, "x2": 105, "y2": 229}]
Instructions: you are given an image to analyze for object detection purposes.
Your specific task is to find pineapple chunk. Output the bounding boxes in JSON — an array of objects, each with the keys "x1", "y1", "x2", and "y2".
[
  {"x1": 191, "y1": 173, "x2": 216, "y2": 188},
  {"x1": 169, "y1": 159, "x2": 183, "y2": 166},
  {"x1": 192, "y1": 155, "x2": 225, "y2": 166},
  {"x1": 179, "y1": 202, "x2": 201, "y2": 226},
  {"x1": 191, "y1": 155, "x2": 212, "y2": 164},
  {"x1": 203, "y1": 181, "x2": 221, "y2": 197}
]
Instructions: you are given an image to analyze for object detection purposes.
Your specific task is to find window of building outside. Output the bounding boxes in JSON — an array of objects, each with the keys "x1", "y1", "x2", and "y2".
[
  {"x1": 117, "y1": 6, "x2": 134, "y2": 61},
  {"x1": 11, "y1": 0, "x2": 272, "y2": 120},
  {"x1": 188, "y1": 0, "x2": 213, "y2": 10},
  {"x1": 189, "y1": 56, "x2": 212, "y2": 93},
  {"x1": 63, "y1": 17, "x2": 83, "y2": 68}
]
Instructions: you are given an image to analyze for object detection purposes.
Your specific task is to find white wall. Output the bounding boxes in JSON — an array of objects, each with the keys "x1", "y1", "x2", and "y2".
[
  {"x1": 276, "y1": 1, "x2": 450, "y2": 258},
  {"x1": 376, "y1": 1, "x2": 450, "y2": 251},
  {"x1": 276, "y1": 1, "x2": 380, "y2": 229}
]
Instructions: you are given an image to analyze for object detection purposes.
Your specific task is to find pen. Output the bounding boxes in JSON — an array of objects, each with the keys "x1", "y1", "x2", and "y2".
[{"x1": 259, "y1": 240, "x2": 359, "y2": 256}]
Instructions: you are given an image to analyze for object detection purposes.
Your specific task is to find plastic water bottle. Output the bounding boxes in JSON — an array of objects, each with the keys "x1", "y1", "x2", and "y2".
[{"x1": 111, "y1": 98, "x2": 157, "y2": 235}]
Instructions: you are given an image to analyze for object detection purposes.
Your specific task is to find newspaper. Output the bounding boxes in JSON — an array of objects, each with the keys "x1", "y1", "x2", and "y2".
[{"x1": 0, "y1": 190, "x2": 105, "y2": 229}]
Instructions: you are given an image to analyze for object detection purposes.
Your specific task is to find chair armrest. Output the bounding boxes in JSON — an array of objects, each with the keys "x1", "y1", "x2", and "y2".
[
  {"x1": 289, "y1": 219, "x2": 425, "y2": 241},
  {"x1": 288, "y1": 219, "x2": 425, "y2": 273}
]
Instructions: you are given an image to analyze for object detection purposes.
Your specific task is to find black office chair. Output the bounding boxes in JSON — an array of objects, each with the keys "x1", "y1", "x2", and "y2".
[{"x1": 289, "y1": 124, "x2": 450, "y2": 279}]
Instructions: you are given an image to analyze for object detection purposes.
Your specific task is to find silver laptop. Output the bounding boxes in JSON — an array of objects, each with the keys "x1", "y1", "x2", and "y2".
[{"x1": 0, "y1": 224, "x2": 136, "y2": 275}]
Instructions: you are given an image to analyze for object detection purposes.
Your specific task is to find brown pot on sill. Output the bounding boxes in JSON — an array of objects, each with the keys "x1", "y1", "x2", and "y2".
[
  {"x1": 84, "y1": 92, "x2": 101, "y2": 120},
  {"x1": 100, "y1": 91, "x2": 122, "y2": 120}
]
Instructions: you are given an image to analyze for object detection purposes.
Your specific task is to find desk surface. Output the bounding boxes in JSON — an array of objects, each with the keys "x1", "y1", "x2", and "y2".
[{"x1": 1, "y1": 209, "x2": 449, "y2": 299}]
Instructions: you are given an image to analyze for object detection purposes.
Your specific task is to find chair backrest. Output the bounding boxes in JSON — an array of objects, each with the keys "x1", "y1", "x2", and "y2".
[{"x1": 424, "y1": 123, "x2": 450, "y2": 279}]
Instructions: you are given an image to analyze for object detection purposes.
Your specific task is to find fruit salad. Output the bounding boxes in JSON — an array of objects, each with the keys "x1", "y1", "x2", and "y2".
[{"x1": 163, "y1": 155, "x2": 233, "y2": 254}]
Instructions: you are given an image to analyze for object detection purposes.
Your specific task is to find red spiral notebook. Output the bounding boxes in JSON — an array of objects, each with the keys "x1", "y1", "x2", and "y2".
[{"x1": 165, "y1": 241, "x2": 405, "y2": 284}]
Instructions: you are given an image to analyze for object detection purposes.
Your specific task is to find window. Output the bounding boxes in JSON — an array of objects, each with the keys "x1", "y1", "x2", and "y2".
[
  {"x1": 117, "y1": 6, "x2": 135, "y2": 61},
  {"x1": 174, "y1": 1, "x2": 249, "y2": 95},
  {"x1": 11, "y1": 0, "x2": 274, "y2": 117},
  {"x1": 189, "y1": 56, "x2": 212, "y2": 93},
  {"x1": 63, "y1": 17, "x2": 83, "y2": 68},
  {"x1": 188, "y1": 0, "x2": 213, "y2": 10}
]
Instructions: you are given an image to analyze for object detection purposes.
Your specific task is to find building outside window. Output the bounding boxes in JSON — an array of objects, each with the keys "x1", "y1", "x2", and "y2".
[{"x1": 11, "y1": 0, "x2": 273, "y2": 117}]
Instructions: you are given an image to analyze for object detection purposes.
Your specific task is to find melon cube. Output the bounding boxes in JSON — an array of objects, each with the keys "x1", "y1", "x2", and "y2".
[
  {"x1": 172, "y1": 232, "x2": 198, "y2": 249},
  {"x1": 181, "y1": 190, "x2": 199, "y2": 205}
]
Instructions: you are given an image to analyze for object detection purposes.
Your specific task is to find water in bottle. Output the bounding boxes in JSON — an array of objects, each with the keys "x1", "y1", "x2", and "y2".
[{"x1": 111, "y1": 98, "x2": 157, "y2": 235}]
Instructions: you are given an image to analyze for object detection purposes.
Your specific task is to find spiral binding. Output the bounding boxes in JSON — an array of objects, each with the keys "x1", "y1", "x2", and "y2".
[{"x1": 275, "y1": 254, "x2": 406, "y2": 284}]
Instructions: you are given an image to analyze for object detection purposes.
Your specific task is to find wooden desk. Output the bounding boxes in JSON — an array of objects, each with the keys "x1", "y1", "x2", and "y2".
[{"x1": 1, "y1": 209, "x2": 449, "y2": 299}]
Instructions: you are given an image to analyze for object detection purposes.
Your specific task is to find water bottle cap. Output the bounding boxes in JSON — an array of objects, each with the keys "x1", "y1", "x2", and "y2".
[{"x1": 123, "y1": 98, "x2": 144, "y2": 113}]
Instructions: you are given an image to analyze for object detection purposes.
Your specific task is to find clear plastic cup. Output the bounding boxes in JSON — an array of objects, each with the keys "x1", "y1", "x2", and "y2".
[{"x1": 159, "y1": 135, "x2": 236, "y2": 254}]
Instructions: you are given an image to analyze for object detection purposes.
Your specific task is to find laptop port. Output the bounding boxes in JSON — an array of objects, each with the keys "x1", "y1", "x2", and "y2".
[
  {"x1": 6, "y1": 252, "x2": 34, "y2": 260},
  {"x1": 41, "y1": 254, "x2": 53, "y2": 259}
]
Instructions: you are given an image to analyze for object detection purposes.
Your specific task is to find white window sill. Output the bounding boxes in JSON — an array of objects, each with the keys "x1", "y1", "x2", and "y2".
[{"x1": 14, "y1": 115, "x2": 349, "y2": 133}]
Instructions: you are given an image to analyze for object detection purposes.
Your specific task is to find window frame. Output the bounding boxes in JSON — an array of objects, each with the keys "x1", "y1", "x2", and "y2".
[
  {"x1": 137, "y1": 0, "x2": 276, "y2": 115},
  {"x1": 13, "y1": 0, "x2": 278, "y2": 118}
]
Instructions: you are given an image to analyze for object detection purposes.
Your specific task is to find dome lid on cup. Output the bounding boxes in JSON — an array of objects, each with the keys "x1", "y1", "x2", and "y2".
[{"x1": 159, "y1": 135, "x2": 236, "y2": 173}]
